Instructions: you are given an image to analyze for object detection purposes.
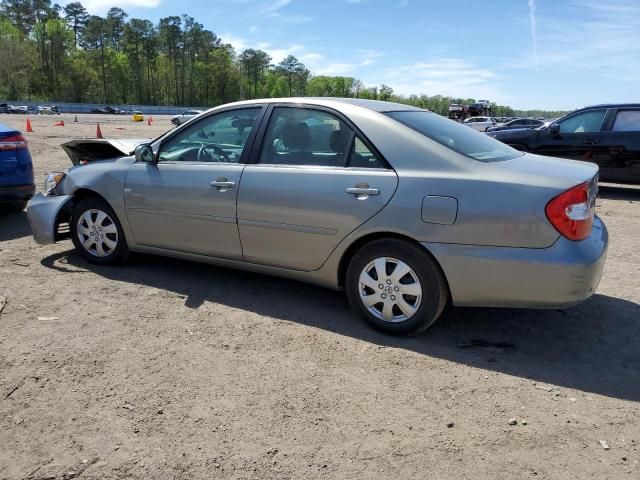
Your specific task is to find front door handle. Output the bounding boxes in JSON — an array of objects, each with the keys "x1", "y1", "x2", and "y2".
[
  {"x1": 210, "y1": 178, "x2": 236, "y2": 191},
  {"x1": 583, "y1": 139, "x2": 600, "y2": 145},
  {"x1": 346, "y1": 185, "x2": 380, "y2": 199}
]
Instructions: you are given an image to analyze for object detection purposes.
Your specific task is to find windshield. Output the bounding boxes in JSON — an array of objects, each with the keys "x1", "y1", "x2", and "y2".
[{"x1": 386, "y1": 111, "x2": 523, "y2": 162}]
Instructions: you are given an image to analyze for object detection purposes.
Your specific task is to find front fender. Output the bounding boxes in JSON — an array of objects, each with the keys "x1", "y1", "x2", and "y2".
[{"x1": 26, "y1": 193, "x2": 72, "y2": 244}]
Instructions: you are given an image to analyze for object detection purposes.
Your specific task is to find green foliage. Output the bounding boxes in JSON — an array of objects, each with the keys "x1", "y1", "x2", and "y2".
[{"x1": 0, "y1": 1, "x2": 564, "y2": 116}]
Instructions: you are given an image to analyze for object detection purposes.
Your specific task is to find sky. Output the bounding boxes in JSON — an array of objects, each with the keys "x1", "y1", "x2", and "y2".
[{"x1": 68, "y1": 0, "x2": 640, "y2": 110}]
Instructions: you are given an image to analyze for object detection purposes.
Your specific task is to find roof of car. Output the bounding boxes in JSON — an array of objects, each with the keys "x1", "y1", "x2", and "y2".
[
  {"x1": 580, "y1": 103, "x2": 640, "y2": 110},
  {"x1": 220, "y1": 97, "x2": 425, "y2": 113}
]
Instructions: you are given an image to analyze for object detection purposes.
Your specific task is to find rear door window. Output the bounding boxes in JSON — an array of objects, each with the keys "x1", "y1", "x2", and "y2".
[
  {"x1": 259, "y1": 107, "x2": 354, "y2": 167},
  {"x1": 348, "y1": 137, "x2": 384, "y2": 169},
  {"x1": 612, "y1": 110, "x2": 640, "y2": 132}
]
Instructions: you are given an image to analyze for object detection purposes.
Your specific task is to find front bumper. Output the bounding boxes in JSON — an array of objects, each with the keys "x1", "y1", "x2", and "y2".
[
  {"x1": 425, "y1": 216, "x2": 608, "y2": 308},
  {"x1": 0, "y1": 184, "x2": 35, "y2": 203},
  {"x1": 26, "y1": 193, "x2": 71, "y2": 244}
]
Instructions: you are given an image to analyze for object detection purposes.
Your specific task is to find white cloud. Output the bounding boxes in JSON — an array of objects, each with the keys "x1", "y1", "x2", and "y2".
[
  {"x1": 515, "y1": 0, "x2": 640, "y2": 81},
  {"x1": 220, "y1": 34, "x2": 325, "y2": 66},
  {"x1": 371, "y1": 58, "x2": 503, "y2": 101},
  {"x1": 528, "y1": 0, "x2": 538, "y2": 70},
  {"x1": 261, "y1": 0, "x2": 293, "y2": 13},
  {"x1": 259, "y1": 0, "x2": 312, "y2": 23},
  {"x1": 73, "y1": 0, "x2": 162, "y2": 13}
]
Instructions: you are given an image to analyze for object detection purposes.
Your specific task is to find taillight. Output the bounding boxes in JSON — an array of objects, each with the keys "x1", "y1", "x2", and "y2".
[
  {"x1": 545, "y1": 182, "x2": 594, "y2": 241},
  {"x1": 0, "y1": 134, "x2": 28, "y2": 151}
]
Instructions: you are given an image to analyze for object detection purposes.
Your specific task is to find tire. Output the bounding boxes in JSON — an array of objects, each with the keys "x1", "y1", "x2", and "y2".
[
  {"x1": 345, "y1": 239, "x2": 448, "y2": 336},
  {"x1": 71, "y1": 197, "x2": 129, "y2": 265}
]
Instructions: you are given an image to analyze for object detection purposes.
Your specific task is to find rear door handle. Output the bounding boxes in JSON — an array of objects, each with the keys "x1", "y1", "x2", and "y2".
[
  {"x1": 210, "y1": 178, "x2": 236, "y2": 190},
  {"x1": 583, "y1": 140, "x2": 600, "y2": 145},
  {"x1": 346, "y1": 186, "x2": 380, "y2": 199}
]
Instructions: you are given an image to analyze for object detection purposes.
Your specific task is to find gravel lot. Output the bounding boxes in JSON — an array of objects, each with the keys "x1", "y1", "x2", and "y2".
[{"x1": 1, "y1": 113, "x2": 639, "y2": 479}]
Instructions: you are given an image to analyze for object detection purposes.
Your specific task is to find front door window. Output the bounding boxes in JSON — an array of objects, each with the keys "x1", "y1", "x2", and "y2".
[{"x1": 158, "y1": 108, "x2": 261, "y2": 163}]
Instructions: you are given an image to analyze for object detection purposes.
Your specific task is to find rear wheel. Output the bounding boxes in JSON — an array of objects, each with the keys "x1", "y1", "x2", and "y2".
[
  {"x1": 345, "y1": 239, "x2": 448, "y2": 335},
  {"x1": 71, "y1": 197, "x2": 128, "y2": 265}
]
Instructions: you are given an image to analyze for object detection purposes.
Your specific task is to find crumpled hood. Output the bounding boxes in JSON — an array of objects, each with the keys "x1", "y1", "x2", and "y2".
[{"x1": 61, "y1": 138, "x2": 150, "y2": 165}]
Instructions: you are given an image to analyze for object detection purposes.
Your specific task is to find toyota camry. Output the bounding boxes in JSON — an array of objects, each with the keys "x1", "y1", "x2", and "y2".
[{"x1": 27, "y1": 98, "x2": 608, "y2": 335}]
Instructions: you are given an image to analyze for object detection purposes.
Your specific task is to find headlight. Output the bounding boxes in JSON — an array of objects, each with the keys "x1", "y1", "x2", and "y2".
[{"x1": 44, "y1": 172, "x2": 65, "y2": 195}]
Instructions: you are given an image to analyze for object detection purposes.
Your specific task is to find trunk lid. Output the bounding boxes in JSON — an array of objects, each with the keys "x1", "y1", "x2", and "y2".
[
  {"x1": 61, "y1": 138, "x2": 148, "y2": 165},
  {"x1": 499, "y1": 153, "x2": 599, "y2": 190}
]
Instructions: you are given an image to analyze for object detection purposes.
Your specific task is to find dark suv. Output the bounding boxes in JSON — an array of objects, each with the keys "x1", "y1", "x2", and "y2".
[{"x1": 488, "y1": 104, "x2": 640, "y2": 183}]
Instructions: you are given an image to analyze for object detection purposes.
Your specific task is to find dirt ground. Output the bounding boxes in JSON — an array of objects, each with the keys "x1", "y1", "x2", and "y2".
[{"x1": 0, "y1": 113, "x2": 639, "y2": 480}]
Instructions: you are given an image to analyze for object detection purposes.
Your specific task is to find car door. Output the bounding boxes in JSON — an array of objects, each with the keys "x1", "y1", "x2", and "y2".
[
  {"x1": 535, "y1": 108, "x2": 609, "y2": 161},
  {"x1": 596, "y1": 108, "x2": 640, "y2": 182},
  {"x1": 123, "y1": 106, "x2": 265, "y2": 258},
  {"x1": 236, "y1": 105, "x2": 398, "y2": 271}
]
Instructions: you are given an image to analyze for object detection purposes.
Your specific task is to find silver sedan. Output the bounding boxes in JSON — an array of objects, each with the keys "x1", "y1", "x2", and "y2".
[{"x1": 27, "y1": 98, "x2": 608, "y2": 335}]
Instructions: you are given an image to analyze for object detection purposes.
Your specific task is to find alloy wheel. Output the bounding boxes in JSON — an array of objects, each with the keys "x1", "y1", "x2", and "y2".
[
  {"x1": 76, "y1": 209, "x2": 119, "y2": 257},
  {"x1": 358, "y1": 257, "x2": 422, "y2": 323}
]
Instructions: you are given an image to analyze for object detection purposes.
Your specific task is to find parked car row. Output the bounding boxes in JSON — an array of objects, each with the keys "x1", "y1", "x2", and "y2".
[
  {"x1": 91, "y1": 106, "x2": 129, "y2": 114},
  {"x1": 0, "y1": 104, "x2": 61, "y2": 114},
  {"x1": 488, "y1": 103, "x2": 640, "y2": 184}
]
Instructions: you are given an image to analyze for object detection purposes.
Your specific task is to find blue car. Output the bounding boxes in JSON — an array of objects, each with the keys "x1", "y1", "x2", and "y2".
[{"x1": 0, "y1": 123, "x2": 34, "y2": 212}]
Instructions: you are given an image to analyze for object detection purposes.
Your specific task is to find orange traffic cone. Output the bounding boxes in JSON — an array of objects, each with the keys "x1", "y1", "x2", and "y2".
[
  {"x1": 26, "y1": 118, "x2": 34, "y2": 132},
  {"x1": 96, "y1": 123, "x2": 103, "y2": 139},
  {"x1": 147, "y1": 117, "x2": 152, "y2": 126},
  {"x1": 53, "y1": 120, "x2": 64, "y2": 127}
]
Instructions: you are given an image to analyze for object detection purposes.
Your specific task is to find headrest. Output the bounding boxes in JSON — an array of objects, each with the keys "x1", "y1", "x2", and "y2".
[
  {"x1": 282, "y1": 122, "x2": 311, "y2": 150},
  {"x1": 329, "y1": 129, "x2": 349, "y2": 153}
]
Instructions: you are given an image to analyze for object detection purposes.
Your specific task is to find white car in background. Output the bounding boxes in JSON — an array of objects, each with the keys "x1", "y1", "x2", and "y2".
[
  {"x1": 463, "y1": 116, "x2": 497, "y2": 132},
  {"x1": 171, "y1": 109, "x2": 204, "y2": 126}
]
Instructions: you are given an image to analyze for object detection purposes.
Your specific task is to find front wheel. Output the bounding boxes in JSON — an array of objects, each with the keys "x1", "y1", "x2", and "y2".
[
  {"x1": 71, "y1": 197, "x2": 129, "y2": 265},
  {"x1": 345, "y1": 239, "x2": 448, "y2": 335}
]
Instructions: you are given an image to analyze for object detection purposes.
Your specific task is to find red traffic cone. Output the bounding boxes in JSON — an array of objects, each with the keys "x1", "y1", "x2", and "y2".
[
  {"x1": 96, "y1": 123, "x2": 103, "y2": 139},
  {"x1": 147, "y1": 117, "x2": 152, "y2": 126},
  {"x1": 54, "y1": 120, "x2": 64, "y2": 127},
  {"x1": 26, "y1": 118, "x2": 34, "y2": 133}
]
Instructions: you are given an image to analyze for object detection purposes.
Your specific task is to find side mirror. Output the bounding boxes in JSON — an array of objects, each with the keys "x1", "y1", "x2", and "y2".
[
  {"x1": 135, "y1": 144, "x2": 155, "y2": 163},
  {"x1": 549, "y1": 123, "x2": 560, "y2": 135}
]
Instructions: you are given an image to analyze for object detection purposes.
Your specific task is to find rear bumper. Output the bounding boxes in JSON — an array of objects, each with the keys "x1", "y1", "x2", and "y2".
[
  {"x1": 424, "y1": 216, "x2": 608, "y2": 308},
  {"x1": 0, "y1": 184, "x2": 35, "y2": 203},
  {"x1": 26, "y1": 193, "x2": 71, "y2": 244}
]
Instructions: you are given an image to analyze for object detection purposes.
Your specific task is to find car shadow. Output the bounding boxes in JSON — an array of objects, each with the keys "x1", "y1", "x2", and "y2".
[
  {"x1": 598, "y1": 183, "x2": 640, "y2": 201},
  {"x1": 41, "y1": 249, "x2": 640, "y2": 402},
  {"x1": 0, "y1": 210, "x2": 32, "y2": 241}
]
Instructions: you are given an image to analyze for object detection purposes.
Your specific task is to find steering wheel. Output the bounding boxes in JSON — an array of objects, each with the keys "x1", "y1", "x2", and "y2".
[{"x1": 197, "y1": 143, "x2": 231, "y2": 162}]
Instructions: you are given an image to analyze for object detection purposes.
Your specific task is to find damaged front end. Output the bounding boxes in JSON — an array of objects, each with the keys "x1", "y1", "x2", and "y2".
[
  {"x1": 61, "y1": 138, "x2": 148, "y2": 165},
  {"x1": 28, "y1": 138, "x2": 148, "y2": 245}
]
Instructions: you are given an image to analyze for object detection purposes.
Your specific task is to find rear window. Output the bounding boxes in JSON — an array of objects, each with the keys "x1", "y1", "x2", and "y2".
[
  {"x1": 387, "y1": 111, "x2": 523, "y2": 162},
  {"x1": 612, "y1": 110, "x2": 640, "y2": 132}
]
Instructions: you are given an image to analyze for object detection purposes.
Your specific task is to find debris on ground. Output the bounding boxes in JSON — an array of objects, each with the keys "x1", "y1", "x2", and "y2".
[{"x1": 457, "y1": 339, "x2": 517, "y2": 354}]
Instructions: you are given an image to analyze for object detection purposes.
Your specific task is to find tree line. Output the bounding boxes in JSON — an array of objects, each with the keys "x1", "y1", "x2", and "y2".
[{"x1": 0, "y1": 1, "x2": 567, "y2": 118}]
